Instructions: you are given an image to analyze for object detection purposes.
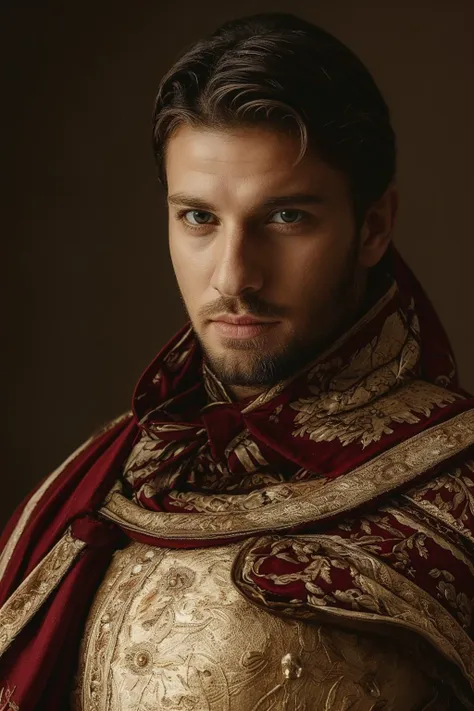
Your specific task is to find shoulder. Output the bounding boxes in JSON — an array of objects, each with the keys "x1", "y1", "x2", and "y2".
[{"x1": 0, "y1": 411, "x2": 134, "y2": 576}]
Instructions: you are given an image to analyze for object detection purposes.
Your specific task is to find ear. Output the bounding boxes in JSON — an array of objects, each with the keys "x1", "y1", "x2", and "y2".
[{"x1": 358, "y1": 183, "x2": 399, "y2": 268}]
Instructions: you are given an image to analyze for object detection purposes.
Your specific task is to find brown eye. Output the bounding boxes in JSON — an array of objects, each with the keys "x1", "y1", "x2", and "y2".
[
  {"x1": 271, "y1": 210, "x2": 304, "y2": 224},
  {"x1": 184, "y1": 210, "x2": 215, "y2": 225}
]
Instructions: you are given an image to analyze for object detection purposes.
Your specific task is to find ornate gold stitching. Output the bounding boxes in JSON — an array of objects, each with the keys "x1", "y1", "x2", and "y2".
[
  {"x1": 101, "y1": 408, "x2": 474, "y2": 540},
  {"x1": 233, "y1": 534, "x2": 474, "y2": 706},
  {"x1": 0, "y1": 529, "x2": 86, "y2": 657},
  {"x1": 73, "y1": 541, "x2": 439, "y2": 710},
  {"x1": 73, "y1": 544, "x2": 166, "y2": 711},
  {"x1": 377, "y1": 504, "x2": 474, "y2": 576},
  {"x1": 0, "y1": 684, "x2": 19, "y2": 711},
  {"x1": 291, "y1": 381, "x2": 458, "y2": 448},
  {"x1": 404, "y1": 462, "x2": 474, "y2": 545}
]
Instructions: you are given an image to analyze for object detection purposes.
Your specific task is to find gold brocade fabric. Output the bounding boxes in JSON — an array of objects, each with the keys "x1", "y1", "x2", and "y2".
[
  {"x1": 75, "y1": 279, "x2": 474, "y2": 708},
  {"x1": 124, "y1": 283, "x2": 462, "y2": 509},
  {"x1": 2, "y1": 262, "x2": 474, "y2": 711},
  {"x1": 72, "y1": 540, "x2": 442, "y2": 711}
]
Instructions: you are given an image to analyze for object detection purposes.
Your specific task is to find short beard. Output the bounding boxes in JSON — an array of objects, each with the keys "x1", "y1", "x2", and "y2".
[
  {"x1": 201, "y1": 330, "x2": 326, "y2": 387},
  {"x1": 196, "y1": 238, "x2": 362, "y2": 389}
]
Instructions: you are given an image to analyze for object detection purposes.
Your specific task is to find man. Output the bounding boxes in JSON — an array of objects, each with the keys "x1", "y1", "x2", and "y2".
[{"x1": 1, "y1": 12, "x2": 473, "y2": 710}]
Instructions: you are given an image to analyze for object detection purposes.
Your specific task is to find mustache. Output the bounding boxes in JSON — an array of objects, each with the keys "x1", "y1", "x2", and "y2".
[{"x1": 199, "y1": 294, "x2": 288, "y2": 320}]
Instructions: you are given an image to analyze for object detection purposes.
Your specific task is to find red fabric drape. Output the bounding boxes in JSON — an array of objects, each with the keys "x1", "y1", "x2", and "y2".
[{"x1": 0, "y1": 249, "x2": 473, "y2": 710}]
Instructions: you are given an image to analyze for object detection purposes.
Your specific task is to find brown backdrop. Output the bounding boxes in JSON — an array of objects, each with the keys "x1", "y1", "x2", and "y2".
[{"x1": 2, "y1": 0, "x2": 473, "y2": 527}]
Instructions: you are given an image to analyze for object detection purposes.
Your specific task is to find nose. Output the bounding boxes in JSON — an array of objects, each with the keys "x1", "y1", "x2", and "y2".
[{"x1": 210, "y1": 225, "x2": 265, "y2": 297}]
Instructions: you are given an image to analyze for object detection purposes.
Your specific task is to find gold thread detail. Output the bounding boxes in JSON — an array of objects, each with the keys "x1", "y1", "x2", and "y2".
[
  {"x1": 0, "y1": 529, "x2": 86, "y2": 658},
  {"x1": 100, "y1": 408, "x2": 474, "y2": 540},
  {"x1": 233, "y1": 534, "x2": 474, "y2": 705}
]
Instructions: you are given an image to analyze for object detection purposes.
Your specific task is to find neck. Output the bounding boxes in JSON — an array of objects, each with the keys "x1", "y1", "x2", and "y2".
[{"x1": 229, "y1": 384, "x2": 267, "y2": 402}]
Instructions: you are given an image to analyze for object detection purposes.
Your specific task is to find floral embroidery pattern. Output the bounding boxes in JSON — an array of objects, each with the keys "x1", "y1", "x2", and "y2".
[
  {"x1": 234, "y1": 534, "x2": 474, "y2": 702},
  {"x1": 290, "y1": 310, "x2": 458, "y2": 448},
  {"x1": 406, "y1": 460, "x2": 474, "y2": 544},
  {"x1": 74, "y1": 542, "x2": 441, "y2": 710},
  {"x1": 0, "y1": 529, "x2": 86, "y2": 657}
]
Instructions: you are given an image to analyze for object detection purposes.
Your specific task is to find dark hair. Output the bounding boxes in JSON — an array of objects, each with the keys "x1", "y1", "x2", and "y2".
[{"x1": 152, "y1": 13, "x2": 396, "y2": 228}]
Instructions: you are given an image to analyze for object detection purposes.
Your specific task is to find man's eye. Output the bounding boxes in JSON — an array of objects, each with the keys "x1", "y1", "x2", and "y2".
[
  {"x1": 183, "y1": 210, "x2": 215, "y2": 226},
  {"x1": 270, "y1": 210, "x2": 305, "y2": 224}
]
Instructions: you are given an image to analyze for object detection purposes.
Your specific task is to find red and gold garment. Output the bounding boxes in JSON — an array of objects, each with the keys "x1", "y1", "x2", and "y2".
[{"x1": 0, "y1": 251, "x2": 474, "y2": 709}]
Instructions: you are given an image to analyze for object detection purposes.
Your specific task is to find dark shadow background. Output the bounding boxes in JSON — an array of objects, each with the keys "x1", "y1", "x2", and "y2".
[{"x1": 2, "y1": 0, "x2": 473, "y2": 527}]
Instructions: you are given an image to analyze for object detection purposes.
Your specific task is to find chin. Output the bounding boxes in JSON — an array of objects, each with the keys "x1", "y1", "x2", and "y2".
[{"x1": 205, "y1": 346, "x2": 295, "y2": 388}]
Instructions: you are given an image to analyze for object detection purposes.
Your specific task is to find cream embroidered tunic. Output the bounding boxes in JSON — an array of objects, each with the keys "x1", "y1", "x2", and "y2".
[{"x1": 72, "y1": 541, "x2": 439, "y2": 711}]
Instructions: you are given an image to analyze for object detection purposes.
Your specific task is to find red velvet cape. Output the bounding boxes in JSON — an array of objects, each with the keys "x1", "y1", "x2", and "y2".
[{"x1": 1, "y1": 251, "x2": 474, "y2": 709}]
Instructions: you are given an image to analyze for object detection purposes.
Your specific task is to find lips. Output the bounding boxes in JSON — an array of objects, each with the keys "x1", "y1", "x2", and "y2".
[
  {"x1": 213, "y1": 316, "x2": 269, "y2": 326},
  {"x1": 210, "y1": 316, "x2": 278, "y2": 339}
]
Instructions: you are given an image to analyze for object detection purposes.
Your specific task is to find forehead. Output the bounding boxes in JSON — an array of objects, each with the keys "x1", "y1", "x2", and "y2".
[{"x1": 165, "y1": 124, "x2": 350, "y2": 206}]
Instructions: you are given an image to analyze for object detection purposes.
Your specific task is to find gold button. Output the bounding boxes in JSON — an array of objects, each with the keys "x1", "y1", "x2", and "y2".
[
  {"x1": 281, "y1": 653, "x2": 303, "y2": 680},
  {"x1": 136, "y1": 652, "x2": 150, "y2": 668}
]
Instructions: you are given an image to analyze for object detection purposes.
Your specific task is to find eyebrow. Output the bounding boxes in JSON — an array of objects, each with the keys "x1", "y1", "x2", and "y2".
[{"x1": 167, "y1": 192, "x2": 326, "y2": 211}]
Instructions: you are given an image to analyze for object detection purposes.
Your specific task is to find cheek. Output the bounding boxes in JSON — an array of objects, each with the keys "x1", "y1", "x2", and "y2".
[
  {"x1": 169, "y1": 230, "x2": 212, "y2": 312},
  {"x1": 278, "y1": 228, "x2": 352, "y2": 302}
]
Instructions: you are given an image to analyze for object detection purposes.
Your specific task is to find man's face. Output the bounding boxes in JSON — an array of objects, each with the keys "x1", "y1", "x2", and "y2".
[{"x1": 166, "y1": 124, "x2": 366, "y2": 394}]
